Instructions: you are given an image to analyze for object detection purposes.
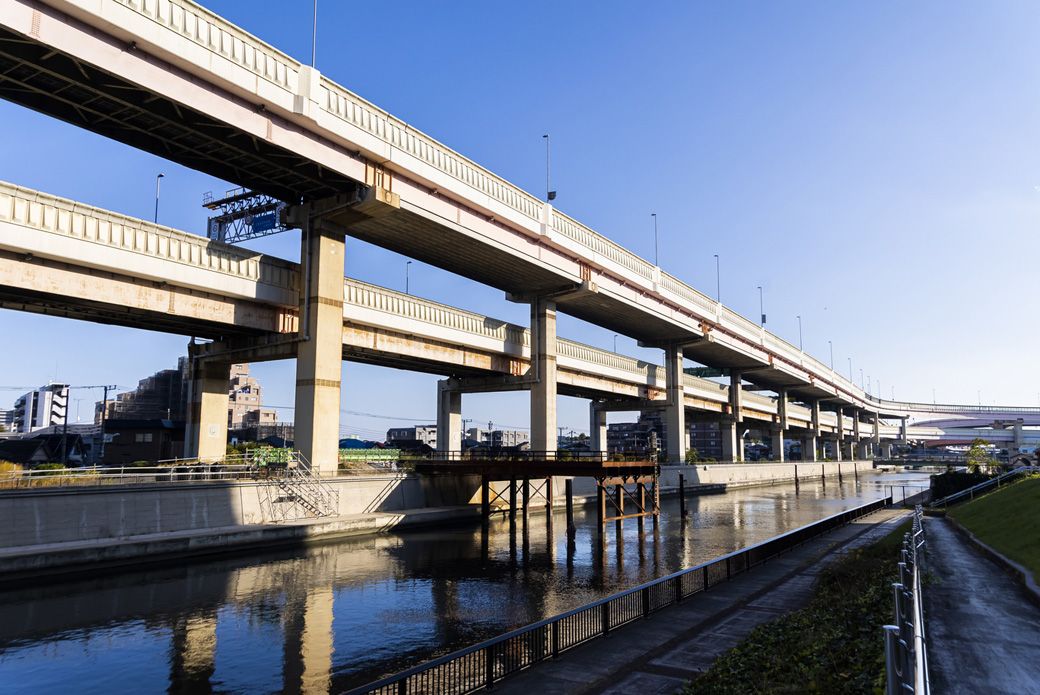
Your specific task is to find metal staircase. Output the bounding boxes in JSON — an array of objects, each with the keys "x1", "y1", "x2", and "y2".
[{"x1": 250, "y1": 449, "x2": 340, "y2": 522}]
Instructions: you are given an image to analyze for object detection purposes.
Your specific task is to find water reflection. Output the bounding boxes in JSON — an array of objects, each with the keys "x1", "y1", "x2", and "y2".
[{"x1": 0, "y1": 471, "x2": 927, "y2": 694}]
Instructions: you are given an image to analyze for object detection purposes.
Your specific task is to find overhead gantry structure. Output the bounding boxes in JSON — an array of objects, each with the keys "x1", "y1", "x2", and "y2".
[{"x1": 1, "y1": 1, "x2": 1037, "y2": 471}]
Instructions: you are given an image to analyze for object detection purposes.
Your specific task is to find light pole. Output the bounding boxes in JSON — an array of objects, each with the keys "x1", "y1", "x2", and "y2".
[
  {"x1": 405, "y1": 260, "x2": 412, "y2": 295},
  {"x1": 860, "y1": 368, "x2": 864, "y2": 390},
  {"x1": 153, "y1": 173, "x2": 165, "y2": 224},
  {"x1": 651, "y1": 213, "x2": 658, "y2": 266},
  {"x1": 796, "y1": 315, "x2": 802, "y2": 351},
  {"x1": 542, "y1": 134, "x2": 556, "y2": 202},
  {"x1": 713, "y1": 254, "x2": 720, "y2": 302},
  {"x1": 613, "y1": 334, "x2": 618, "y2": 353},
  {"x1": 932, "y1": 388, "x2": 936, "y2": 404},
  {"x1": 756, "y1": 286, "x2": 765, "y2": 326},
  {"x1": 311, "y1": 0, "x2": 318, "y2": 66},
  {"x1": 828, "y1": 340, "x2": 833, "y2": 369},
  {"x1": 848, "y1": 357, "x2": 853, "y2": 382}
]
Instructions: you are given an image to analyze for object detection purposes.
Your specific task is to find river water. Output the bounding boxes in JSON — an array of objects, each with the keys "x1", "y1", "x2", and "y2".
[{"x1": 0, "y1": 471, "x2": 927, "y2": 694}]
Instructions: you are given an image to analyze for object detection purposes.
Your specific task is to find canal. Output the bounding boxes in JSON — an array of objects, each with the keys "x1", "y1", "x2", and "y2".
[{"x1": 0, "y1": 471, "x2": 926, "y2": 694}]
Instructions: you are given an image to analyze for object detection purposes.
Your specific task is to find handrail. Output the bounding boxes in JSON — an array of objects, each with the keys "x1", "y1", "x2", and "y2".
[
  {"x1": 346, "y1": 496, "x2": 892, "y2": 695},
  {"x1": 0, "y1": 179, "x2": 298, "y2": 291},
  {"x1": 884, "y1": 505, "x2": 930, "y2": 695},
  {"x1": 929, "y1": 466, "x2": 1037, "y2": 508}
]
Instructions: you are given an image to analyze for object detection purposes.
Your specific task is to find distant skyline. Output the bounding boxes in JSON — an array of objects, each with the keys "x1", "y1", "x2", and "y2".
[{"x1": 2, "y1": 0, "x2": 1039, "y2": 436}]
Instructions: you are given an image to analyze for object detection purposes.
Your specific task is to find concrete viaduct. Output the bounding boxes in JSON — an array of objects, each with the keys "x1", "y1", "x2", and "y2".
[
  {"x1": 1, "y1": 0, "x2": 1038, "y2": 472},
  {"x1": 5, "y1": 180, "x2": 1037, "y2": 469}
]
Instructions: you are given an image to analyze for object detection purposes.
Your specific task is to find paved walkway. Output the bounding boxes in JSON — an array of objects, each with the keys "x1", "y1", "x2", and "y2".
[
  {"x1": 923, "y1": 517, "x2": 1040, "y2": 695},
  {"x1": 497, "y1": 507, "x2": 911, "y2": 695}
]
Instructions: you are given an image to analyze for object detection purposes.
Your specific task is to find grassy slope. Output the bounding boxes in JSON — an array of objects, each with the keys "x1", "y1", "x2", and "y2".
[
  {"x1": 683, "y1": 521, "x2": 910, "y2": 695},
  {"x1": 949, "y1": 476, "x2": 1040, "y2": 582}
]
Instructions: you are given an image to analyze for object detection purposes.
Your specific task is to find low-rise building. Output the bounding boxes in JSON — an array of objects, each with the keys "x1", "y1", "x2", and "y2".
[
  {"x1": 386, "y1": 425, "x2": 437, "y2": 448},
  {"x1": 103, "y1": 419, "x2": 185, "y2": 465},
  {"x1": 466, "y1": 427, "x2": 528, "y2": 448}
]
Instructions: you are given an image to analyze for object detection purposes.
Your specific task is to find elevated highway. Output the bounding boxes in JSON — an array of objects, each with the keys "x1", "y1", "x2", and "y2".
[
  {"x1": 2, "y1": 0, "x2": 1037, "y2": 468},
  {"x1": 4, "y1": 181, "x2": 1036, "y2": 463}
]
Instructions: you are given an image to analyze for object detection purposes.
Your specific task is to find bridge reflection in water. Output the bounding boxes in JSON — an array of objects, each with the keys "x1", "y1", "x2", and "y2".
[{"x1": 0, "y1": 472, "x2": 925, "y2": 694}]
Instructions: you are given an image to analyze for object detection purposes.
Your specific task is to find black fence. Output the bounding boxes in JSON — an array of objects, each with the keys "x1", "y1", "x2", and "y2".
[{"x1": 346, "y1": 495, "x2": 892, "y2": 695}]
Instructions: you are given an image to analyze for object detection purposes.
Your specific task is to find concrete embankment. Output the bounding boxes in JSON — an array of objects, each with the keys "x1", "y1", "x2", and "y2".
[{"x1": 0, "y1": 461, "x2": 872, "y2": 579}]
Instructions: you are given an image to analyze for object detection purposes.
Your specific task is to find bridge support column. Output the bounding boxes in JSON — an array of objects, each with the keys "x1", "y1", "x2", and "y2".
[
  {"x1": 831, "y1": 437, "x2": 843, "y2": 461},
  {"x1": 802, "y1": 435, "x2": 817, "y2": 462},
  {"x1": 664, "y1": 345, "x2": 686, "y2": 464},
  {"x1": 721, "y1": 419, "x2": 742, "y2": 462},
  {"x1": 436, "y1": 382, "x2": 462, "y2": 453},
  {"x1": 184, "y1": 357, "x2": 231, "y2": 461},
  {"x1": 857, "y1": 440, "x2": 870, "y2": 460},
  {"x1": 530, "y1": 298, "x2": 557, "y2": 453},
  {"x1": 771, "y1": 389, "x2": 788, "y2": 462},
  {"x1": 294, "y1": 221, "x2": 345, "y2": 475},
  {"x1": 770, "y1": 428, "x2": 785, "y2": 462},
  {"x1": 589, "y1": 403, "x2": 608, "y2": 454},
  {"x1": 899, "y1": 417, "x2": 909, "y2": 445},
  {"x1": 842, "y1": 439, "x2": 854, "y2": 461},
  {"x1": 880, "y1": 442, "x2": 893, "y2": 459}
]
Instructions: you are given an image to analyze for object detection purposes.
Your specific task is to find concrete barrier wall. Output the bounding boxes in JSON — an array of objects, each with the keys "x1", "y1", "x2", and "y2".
[{"x1": 0, "y1": 462, "x2": 872, "y2": 550}]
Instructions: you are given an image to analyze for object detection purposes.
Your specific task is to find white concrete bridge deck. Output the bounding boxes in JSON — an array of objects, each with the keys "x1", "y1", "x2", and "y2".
[
  {"x1": 4, "y1": 178, "x2": 1037, "y2": 448},
  {"x1": 0, "y1": 0, "x2": 922, "y2": 414}
]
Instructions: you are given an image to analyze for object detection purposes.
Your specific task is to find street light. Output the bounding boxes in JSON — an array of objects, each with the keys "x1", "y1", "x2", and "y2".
[
  {"x1": 848, "y1": 357, "x2": 853, "y2": 382},
  {"x1": 713, "y1": 254, "x2": 720, "y2": 302},
  {"x1": 542, "y1": 134, "x2": 556, "y2": 202},
  {"x1": 613, "y1": 334, "x2": 618, "y2": 353},
  {"x1": 828, "y1": 340, "x2": 833, "y2": 369},
  {"x1": 651, "y1": 213, "x2": 658, "y2": 266},
  {"x1": 405, "y1": 260, "x2": 412, "y2": 295},
  {"x1": 796, "y1": 315, "x2": 802, "y2": 351},
  {"x1": 860, "y1": 368, "x2": 864, "y2": 389},
  {"x1": 311, "y1": 0, "x2": 318, "y2": 67},
  {"x1": 756, "y1": 286, "x2": 765, "y2": 326},
  {"x1": 153, "y1": 173, "x2": 165, "y2": 223}
]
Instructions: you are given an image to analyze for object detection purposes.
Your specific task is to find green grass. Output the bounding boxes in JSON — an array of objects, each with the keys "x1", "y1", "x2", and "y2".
[
  {"x1": 682, "y1": 521, "x2": 910, "y2": 695},
  {"x1": 949, "y1": 476, "x2": 1040, "y2": 582}
]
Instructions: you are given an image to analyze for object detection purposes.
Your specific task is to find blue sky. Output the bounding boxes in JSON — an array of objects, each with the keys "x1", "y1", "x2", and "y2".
[{"x1": 1, "y1": 0, "x2": 1039, "y2": 436}]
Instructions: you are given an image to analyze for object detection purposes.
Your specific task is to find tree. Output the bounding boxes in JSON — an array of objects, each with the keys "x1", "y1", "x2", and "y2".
[{"x1": 966, "y1": 438, "x2": 995, "y2": 474}]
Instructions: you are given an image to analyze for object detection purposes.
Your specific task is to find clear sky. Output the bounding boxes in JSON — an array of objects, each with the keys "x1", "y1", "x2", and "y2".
[{"x1": 1, "y1": 0, "x2": 1039, "y2": 436}]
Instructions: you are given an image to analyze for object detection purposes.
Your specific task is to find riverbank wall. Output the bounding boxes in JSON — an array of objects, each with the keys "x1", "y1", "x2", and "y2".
[{"x1": 0, "y1": 461, "x2": 873, "y2": 579}]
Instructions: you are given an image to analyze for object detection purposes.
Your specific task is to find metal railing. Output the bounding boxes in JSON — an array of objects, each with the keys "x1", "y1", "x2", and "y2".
[
  {"x1": 929, "y1": 466, "x2": 1038, "y2": 509},
  {"x1": 884, "y1": 505, "x2": 930, "y2": 695},
  {"x1": 0, "y1": 449, "x2": 325, "y2": 489},
  {"x1": 0, "y1": 458, "x2": 258, "y2": 489},
  {"x1": 346, "y1": 496, "x2": 892, "y2": 695}
]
